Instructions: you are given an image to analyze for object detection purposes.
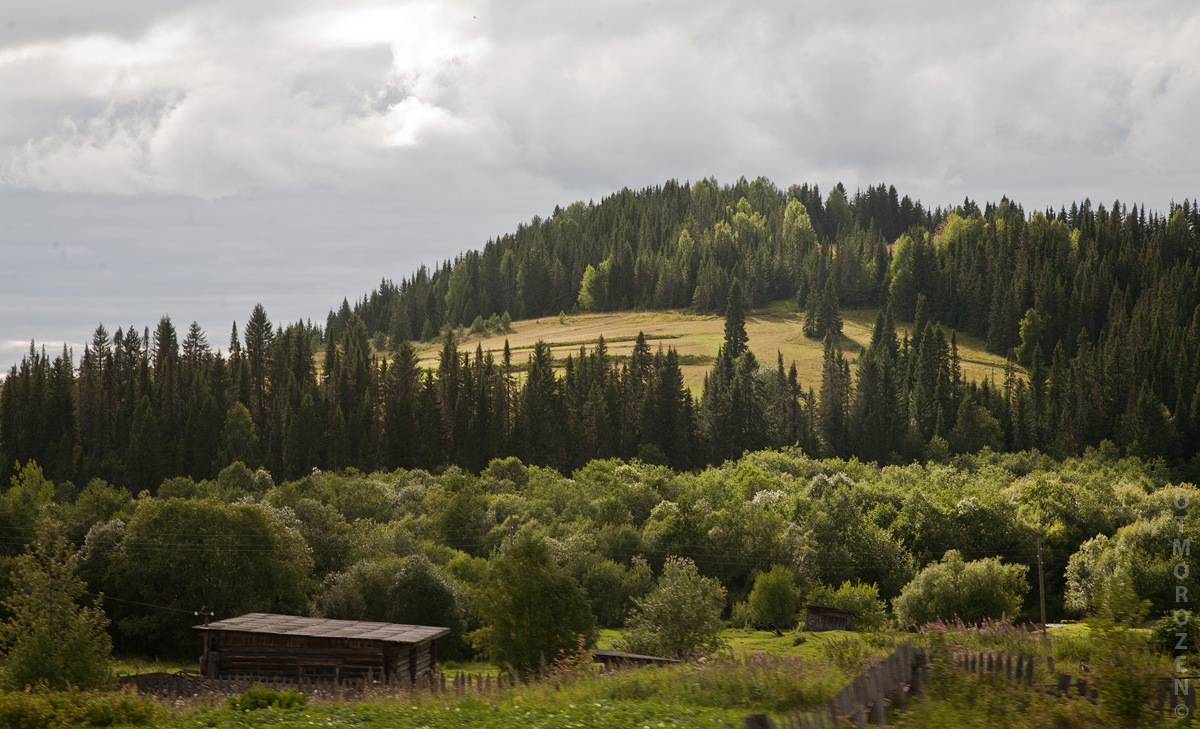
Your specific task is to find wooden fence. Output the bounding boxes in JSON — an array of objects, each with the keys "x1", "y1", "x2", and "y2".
[
  {"x1": 743, "y1": 641, "x2": 929, "y2": 729},
  {"x1": 951, "y1": 649, "x2": 1199, "y2": 716},
  {"x1": 952, "y1": 650, "x2": 1040, "y2": 687},
  {"x1": 118, "y1": 655, "x2": 669, "y2": 701},
  {"x1": 118, "y1": 667, "x2": 519, "y2": 700}
]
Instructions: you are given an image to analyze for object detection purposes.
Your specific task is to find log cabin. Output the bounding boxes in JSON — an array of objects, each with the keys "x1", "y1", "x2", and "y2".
[{"x1": 195, "y1": 612, "x2": 449, "y2": 684}]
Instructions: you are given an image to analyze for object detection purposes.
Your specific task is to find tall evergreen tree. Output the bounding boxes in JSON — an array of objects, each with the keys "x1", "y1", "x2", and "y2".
[
  {"x1": 818, "y1": 333, "x2": 851, "y2": 457},
  {"x1": 244, "y1": 304, "x2": 274, "y2": 428},
  {"x1": 723, "y1": 279, "x2": 748, "y2": 361}
]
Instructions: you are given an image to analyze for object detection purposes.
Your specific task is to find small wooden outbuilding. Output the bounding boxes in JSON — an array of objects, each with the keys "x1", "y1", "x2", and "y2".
[
  {"x1": 592, "y1": 649, "x2": 681, "y2": 668},
  {"x1": 803, "y1": 605, "x2": 855, "y2": 632},
  {"x1": 195, "y1": 613, "x2": 449, "y2": 684}
]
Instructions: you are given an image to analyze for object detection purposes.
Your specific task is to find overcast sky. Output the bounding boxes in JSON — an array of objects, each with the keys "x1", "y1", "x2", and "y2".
[{"x1": 2, "y1": 0, "x2": 1198, "y2": 372}]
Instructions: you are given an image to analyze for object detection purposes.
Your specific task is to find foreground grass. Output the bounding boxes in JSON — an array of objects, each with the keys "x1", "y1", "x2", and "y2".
[
  {"x1": 18, "y1": 625, "x2": 1159, "y2": 729},
  {"x1": 139, "y1": 651, "x2": 836, "y2": 729},
  {"x1": 893, "y1": 667, "x2": 1117, "y2": 729},
  {"x1": 118, "y1": 637, "x2": 857, "y2": 729},
  {"x1": 148, "y1": 698, "x2": 740, "y2": 729}
]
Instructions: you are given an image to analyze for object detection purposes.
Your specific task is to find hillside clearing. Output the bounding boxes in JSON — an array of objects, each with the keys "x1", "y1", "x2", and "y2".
[{"x1": 410, "y1": 306, "x2": 1016, "y2": 392}]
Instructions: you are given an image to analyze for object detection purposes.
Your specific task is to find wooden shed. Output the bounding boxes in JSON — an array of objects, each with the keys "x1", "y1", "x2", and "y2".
[
  {"x1": 195, "y1": 613, "x2": 449, "y2": 684},
  {"x1": 592, "y1": 649, "x2": 681, "y2": 668},
  {"x1": 802, "y1": 605, "x2": 855, "y2": 632}
]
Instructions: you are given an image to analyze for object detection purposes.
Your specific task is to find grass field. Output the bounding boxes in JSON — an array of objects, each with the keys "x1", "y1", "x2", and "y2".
[
  {"x1": 114, "y1": 656, "x2": 198, "y2": 676},
  {"x1": 411, "y1": 304, "x2": 1017, "y2": 393},
  {"x1": 596, "y1": 627, "x2": 881, "y2": 661},
  {"x1": 35, "y1": 625, "x2": 1138, "y2": 729}
]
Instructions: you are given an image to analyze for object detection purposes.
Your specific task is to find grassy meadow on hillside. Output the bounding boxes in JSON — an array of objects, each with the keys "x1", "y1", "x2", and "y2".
[{"x1": 403, "y1": 304, "x2": 1015, "y2": 392}]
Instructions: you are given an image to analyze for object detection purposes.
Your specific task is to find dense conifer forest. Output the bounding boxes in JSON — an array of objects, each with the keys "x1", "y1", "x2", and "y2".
[{"x1": 3, "y1": 177, "x2": 1200, "y2": 489}]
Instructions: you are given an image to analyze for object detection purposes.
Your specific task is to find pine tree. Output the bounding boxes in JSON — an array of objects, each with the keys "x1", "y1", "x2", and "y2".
[
  {"x1": 642, "y1": 348, "x2": 693, "y2": 469},
  {"x1": 723, "y1": 279, "x2": 748, "y2": 360},
  {"x1": 818, "y1": 333, "x2": 851, "y2": 457},
  {"x1": 384, "y1": 341, "x2": 421, "y2": 468},
  {"x1": 517, "y1": 342, "x2": 566, "y2": 468},
  {"x1": 417, "y1": 371, "x2": 446, "y2": 467},
  {"x1": 387, "y1": 295, "x2": 412, "y2": 350},
  {"x1": 244, "y1": 304, "x2": 274, "y2": 427},
  {"x1": 815, "y1": 275, "x2": 843, "y2": 339}
]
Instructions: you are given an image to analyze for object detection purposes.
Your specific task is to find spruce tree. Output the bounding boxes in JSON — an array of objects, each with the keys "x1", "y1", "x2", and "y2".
[
  {"x1": 723, "y1": 279, "x2": 748, "y2": 360},
  {"x1": 818, "y1": 333, "x2": 851, "y2": 457},
  {"x1": 816, "y1": 276, "x2": 843, "y2": 339},
  {"x1": 244, "y1": 304, "x2": 274, "y2": 427},
  {"x1": 383, "y1": 341, "x2": 420, "y2": 468},
  {"x1": 518, "y1": 342, "x2": 566, "y2": 468},
  {"x1": 0, "y1": 523, "x2": 113, "y2": 690}
]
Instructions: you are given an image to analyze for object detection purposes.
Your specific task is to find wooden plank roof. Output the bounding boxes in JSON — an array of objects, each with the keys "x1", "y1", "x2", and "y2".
[{"x1": 194, "y1": 613, "x2": 450, "y2": 644}]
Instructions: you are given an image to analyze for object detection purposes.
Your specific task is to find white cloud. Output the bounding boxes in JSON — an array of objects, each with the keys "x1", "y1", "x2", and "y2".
[
  {"x1": 2, "y1": 0, "x2": 1196, "y2": 204},
  {"x1": 0, "y1": 0, "x2": 490, "y2": 197},
  {"x1": 1, "y1": 0, "x2": 1198, "y2": 373}
]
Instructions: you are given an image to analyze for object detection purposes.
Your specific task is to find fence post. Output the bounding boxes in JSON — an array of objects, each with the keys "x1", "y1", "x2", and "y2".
[
  {"x1": 851, "y1": 705, "x2": 867, "y2": 729},
  {"x1": 869, "y1": 690, "x2": 887, "y2": 725},
  {"x1": 1056, "y1": 674, "x2": 1071, "y2": 696},
  {"x1": 913, "y1": 649, "x2": 928, "y2": 697},
  {"x1": 893, "y1": 651, "x2": 909, "y2": 710},
  {"x1": 744, "y1": 712, "x2": 778, "y2": 729}
]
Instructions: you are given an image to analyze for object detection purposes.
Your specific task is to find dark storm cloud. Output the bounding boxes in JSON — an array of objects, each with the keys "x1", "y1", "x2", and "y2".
[{"x1": 1, "y1": 0, "x2": 1198, "y2": 371}]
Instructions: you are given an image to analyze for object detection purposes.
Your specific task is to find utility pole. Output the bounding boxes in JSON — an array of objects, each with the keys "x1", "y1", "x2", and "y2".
[
  {"x1": 1036, "y1": 534, "x2": 1047, "y2": 636},
  {"x1": 195, "y1": 605, "x2": 214, "y2": 625}
]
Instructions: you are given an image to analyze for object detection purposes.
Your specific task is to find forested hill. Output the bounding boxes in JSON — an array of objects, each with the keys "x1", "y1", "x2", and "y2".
[
  {"x1": 3, "y1": 178, "x2": 1200, "y2": 491},
  {"x1": 328, "y1": 177, "x2": 1198, "y2": 356},
  {"x1": 328, "y1": 178, "x2": 929, "y2": 343},
  {"x1": 332, "y1": 175, "x2": 1200, "y2": 454}
]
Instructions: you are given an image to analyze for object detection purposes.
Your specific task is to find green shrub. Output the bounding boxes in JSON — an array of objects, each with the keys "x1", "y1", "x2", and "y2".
[
  {"x1": 747, "y1": 565, "x2": 801, "y2": 633},
  {"x1": 820, "y1": 633, "x2": 874, "y2": 674},
  {"x1": 0, "y1": 525, "x2": 114, "y2": 691},
  {"x1": 0, "y1": 690, "x2": 161, "y2": 728},
  {"x1": 315, "y1": 553, "x2": 470, "y2": 657},
  {"x1": 804, "y1": 581, "x2": 887, "y2": 631},
  {"x1": 729, "y1": 600, "x2": 754, "y2": 629},
  {"x1": 1088, "y1": 572, "x2": 1157, "y2": 727},
  {"x1": 1149, "y1": 612, "x2": 1200, "y2": 656},
  {"x1": 893, "y1": 550, "x2": 1028, "y2": 627},
  {"x1": 470, "y1": 532, "x2": 597, "y2": 677},
  {"x1": 617, "y1": 556, "x2": 726, "y2": 657},
  {"x1": 227, "y1": 687, "x2": 308, "y2": 711}
]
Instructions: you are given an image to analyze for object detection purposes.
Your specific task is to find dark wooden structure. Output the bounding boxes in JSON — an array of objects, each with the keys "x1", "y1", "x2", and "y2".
[
  {"x1": 592, "y1": 649, "x2": 681, "y2": 668},
  {"x1": 802, "y1": 605, "x2": 854, "y2": 632},
  {"x1": 195, "y1": 613, "x2": 449, "y2": 684}
]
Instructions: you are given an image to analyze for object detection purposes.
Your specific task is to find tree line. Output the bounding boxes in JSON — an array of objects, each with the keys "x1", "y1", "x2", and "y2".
[
  {"x1": 3, "y1": 179, "x2": 1200, "y2": 488},
  {"x1": 0, "y1": 445, "x2": 1192, "y2": 667}
]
